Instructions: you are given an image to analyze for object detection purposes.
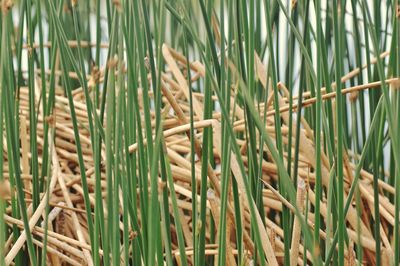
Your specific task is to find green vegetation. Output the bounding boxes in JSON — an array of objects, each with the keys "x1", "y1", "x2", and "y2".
[{"x1": 0, "y1": 0, "x2": 399, "y2": 265}]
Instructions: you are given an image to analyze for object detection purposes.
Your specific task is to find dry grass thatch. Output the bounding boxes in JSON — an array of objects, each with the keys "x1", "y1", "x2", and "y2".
[{"x1": 2, "y1": 41, "x2": 398, "y2": 265}]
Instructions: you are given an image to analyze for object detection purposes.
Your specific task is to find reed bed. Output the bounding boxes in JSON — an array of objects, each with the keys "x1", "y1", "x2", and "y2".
[{"x1": 0, "y1": 0, "x2": 399, "y2": 265}]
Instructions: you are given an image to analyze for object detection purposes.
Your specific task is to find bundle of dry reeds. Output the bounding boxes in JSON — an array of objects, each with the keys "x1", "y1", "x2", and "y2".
[
  {"x1": 1, "y1": 43, "x2": 398, "y2": 265},
  {"x1": 1, "y1": 1, "x2": 399, "y2": 265}
]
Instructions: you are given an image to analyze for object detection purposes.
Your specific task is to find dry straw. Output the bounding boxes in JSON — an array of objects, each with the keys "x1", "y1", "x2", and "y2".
[{"x1": 1, "y1": 0, "x2": 399, "y2": 265}]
